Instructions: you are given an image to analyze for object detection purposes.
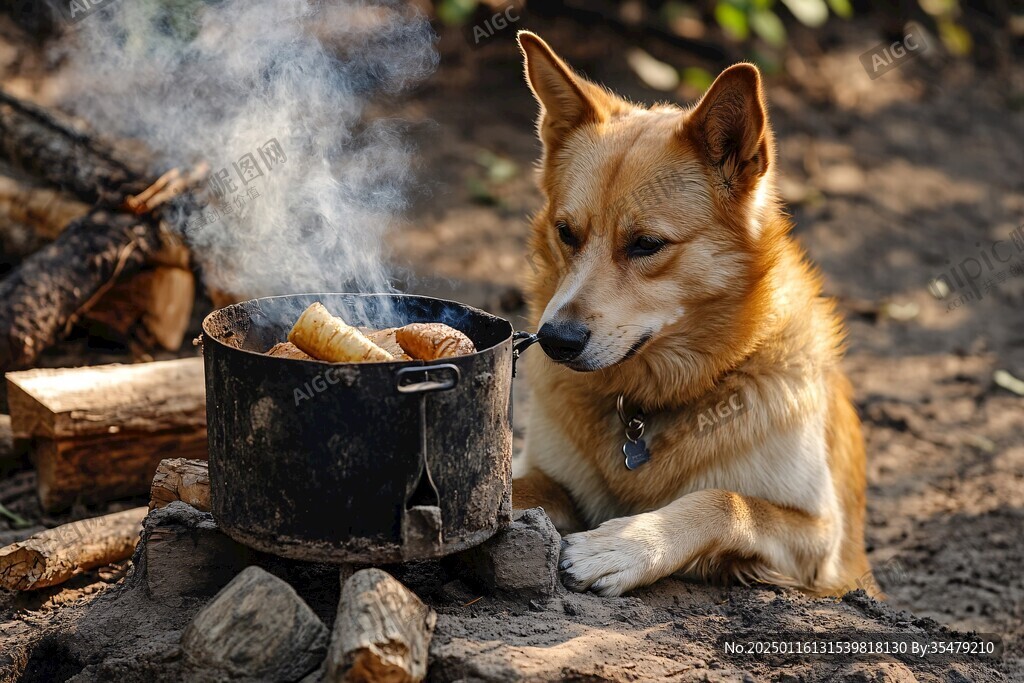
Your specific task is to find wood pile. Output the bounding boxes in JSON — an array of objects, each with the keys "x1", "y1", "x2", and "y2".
[
  {"x1": 5, "y1": 358, "x2": 207, "y2": 511},
  {"x1": 0, "y1": 89, "x2": 204, "y2": 375}
]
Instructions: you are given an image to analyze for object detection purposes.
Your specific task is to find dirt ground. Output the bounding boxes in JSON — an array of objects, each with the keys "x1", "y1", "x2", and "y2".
[
  {"x1": 1, "y1": 10, "x2": 1022, "y2": 683},
  {"x1": 395, "y1": 16, "x2": 1024, "y2": 679}
]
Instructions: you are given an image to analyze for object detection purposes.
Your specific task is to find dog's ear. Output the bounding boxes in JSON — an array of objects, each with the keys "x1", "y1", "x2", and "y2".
[
  {"x1": 686, "y1": 63, "x2": 771, "y2": 190},
  {"x1": 517, "y1": 31, "x2": 623, "y2": 151}
]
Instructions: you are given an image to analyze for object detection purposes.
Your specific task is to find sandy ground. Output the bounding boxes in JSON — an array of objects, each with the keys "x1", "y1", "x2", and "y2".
[{"x1": 0, "y1": 11, "x2": 1022, "y2": 683}]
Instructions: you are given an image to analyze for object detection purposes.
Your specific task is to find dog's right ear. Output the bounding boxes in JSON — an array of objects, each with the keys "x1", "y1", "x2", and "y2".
[{"x1": 517, "y1": 31, "x2": 621, "y2": 151}]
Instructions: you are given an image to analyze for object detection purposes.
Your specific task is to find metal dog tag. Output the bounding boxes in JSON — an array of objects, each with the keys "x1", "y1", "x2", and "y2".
[
  {"x1": 617, "y1": 394, "x2": 651, "y2": 470},
  {"x1": 623, "y1": 438, "x2": 651, "y2": 470}
]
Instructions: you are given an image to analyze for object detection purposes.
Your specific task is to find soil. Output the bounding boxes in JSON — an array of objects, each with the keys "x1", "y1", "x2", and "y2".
[{"x1": 1, "y1": 9, "x2": 1022, "y2": 683}]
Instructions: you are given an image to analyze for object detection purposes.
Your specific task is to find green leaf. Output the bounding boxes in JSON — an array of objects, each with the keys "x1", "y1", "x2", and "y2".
[
  {"x1": 750, "y1": 8, "x2": 787, "y2": 47},
  {"x1": 0, "y1": 503, "x2": 32, "y2": 529},
  {"x1": 682, "y1": 67, "x2": 715, "y2": 92},
  {"x1": 919, "y1": 0, "x2": 957, "y2": 16},
  {"x1": 715, "y1": 2, "x2": 749, "y2": 41},
  {"x1": 749, "y1": 49, "x2": 782, "y2": 74},
  {"x1": 780, "y1": 0, "x2": 829, "y2": 27},
  {"x1": 938, "y1": 19, "x2": 972, "y2": 55},
  {"x1": 826, "y1": 0, "x2": 854, "y2": 18},
  {"x1": 436, "y1": 0, "x2": 478, "y2": 26}
]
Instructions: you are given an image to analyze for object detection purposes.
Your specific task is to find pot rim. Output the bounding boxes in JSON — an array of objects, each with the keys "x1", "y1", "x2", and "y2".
[{"x1": 200, "y1": 291, "x2": 516, "y2": 367}]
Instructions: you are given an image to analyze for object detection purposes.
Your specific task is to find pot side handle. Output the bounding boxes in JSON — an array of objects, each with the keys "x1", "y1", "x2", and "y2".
[
  {"x1": 512, "y1": 331, "x2": 541, "y2": 377},
  {"x1": 396, "y1": 364, "x2": 461, "y2": 394}
]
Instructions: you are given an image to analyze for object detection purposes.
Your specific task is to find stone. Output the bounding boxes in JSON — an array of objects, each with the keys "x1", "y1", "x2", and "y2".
[
  {"x1": 451, "y1": 507, "x2": 561, "y2": 599},
  {"x1": 180, "y1": 565, "x2": 328, "y2": 681}
]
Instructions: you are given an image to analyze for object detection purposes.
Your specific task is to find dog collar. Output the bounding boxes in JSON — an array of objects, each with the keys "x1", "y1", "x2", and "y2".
[{"x1": 617, "y1": 394, "x2": 651, "y2": 470}]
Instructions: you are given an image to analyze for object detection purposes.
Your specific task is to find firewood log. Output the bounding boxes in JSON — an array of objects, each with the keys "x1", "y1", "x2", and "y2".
[
  {"x1": 327, "y1": 568, "x2": 436, "y2": 683},
  {"x1": 6, "y1": 358, "x2": 207, "y2": 511},
  {"x1": 0, "y1": 507, "x2": 146, "y2": 590},
  {"x1": 0, "y1": 90, "x2": 150, "y2": 207},
  {"x1": 83, "y1": 266, "x2": 196, "y2": 352},
  {"x1": 149, "y1": 458, "x2": 210, "y2": 512},
  {"x1": 0, "y1": 93, "x2": 206, "y2": 369},
  {"x1": 0, "y1": 210, "x2": 166, "y2": 374},
  {"x1": 0, "y1": 175, "x2": 90, "y2": 241}
]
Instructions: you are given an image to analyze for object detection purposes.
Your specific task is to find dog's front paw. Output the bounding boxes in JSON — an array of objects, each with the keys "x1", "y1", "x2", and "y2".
[{"x1": 558, "y1": 514, "x2": 673, "y2": 597}]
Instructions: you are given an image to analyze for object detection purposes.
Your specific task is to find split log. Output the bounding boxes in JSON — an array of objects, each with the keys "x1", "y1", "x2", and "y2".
[
  {"x1": 181, "y1": 565, "x2": 329, "y2": 681},
  {"x1": 0, "y1": 90, "x2": 149, "y2": 207},
  {"x1": 82, "y1": 265, "x2": 196, "y2": 352},
  {"x1": 149, "y1": 458, "x2": 210, "y2": 512},
  {"x1": 0, "y1": 175, "x2": 90, "y2": 241},
  {"x1": 6, "y1": 358, "x2": 207, "y2": 511},
  {"x1": 0, "y1": 210, "x2": 166, "y2": 374},
  {"x1": 327, "y1": 568, "x2": 436, "y2": 683},
  {"x1": 0, "y1": 175, "x2": 193, "y2": 352},
  {"x1": 0, "y1": 506, "x2": 146, "y2": 590}
]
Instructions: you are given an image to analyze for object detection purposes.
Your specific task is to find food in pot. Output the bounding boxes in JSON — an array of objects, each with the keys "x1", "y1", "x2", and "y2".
[
  {"x1": 267, "y1": 341, "x2": 314, "y2": 361},
  {"x1": 269, "y1": 302, "x2": 477, "y2": 363},
  {"x1": 395, "y1": 322, "x2": 476, "y2": 360},
  {"x1": 365, "y1": 327, "x2": 413, "y2": 361},
  {"x1": 288, "y1": 302, "x2": 394, "y2": 362}
]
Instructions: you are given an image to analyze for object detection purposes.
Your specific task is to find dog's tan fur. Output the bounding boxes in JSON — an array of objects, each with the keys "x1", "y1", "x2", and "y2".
[{"x1": 512, "y1": 31, "x2": 874, "y2": 598}]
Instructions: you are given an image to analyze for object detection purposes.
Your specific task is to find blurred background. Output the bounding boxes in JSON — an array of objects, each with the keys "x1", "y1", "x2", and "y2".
[{"x1": 0, "y1": 0, "x2": 1021, "y2": 675}]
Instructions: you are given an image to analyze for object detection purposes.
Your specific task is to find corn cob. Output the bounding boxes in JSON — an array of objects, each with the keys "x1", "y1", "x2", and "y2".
[{"x1": 288, "y1": 302, "x2": 394, "y2": 363}]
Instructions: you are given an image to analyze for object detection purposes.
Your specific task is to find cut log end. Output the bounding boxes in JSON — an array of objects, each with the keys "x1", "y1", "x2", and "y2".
[
  {"x1": 150, "y1": 458, "x2": 210, "y2": 512},
  {"x1": 328, "y1": 568, "x2": 436, "y2": 683}
]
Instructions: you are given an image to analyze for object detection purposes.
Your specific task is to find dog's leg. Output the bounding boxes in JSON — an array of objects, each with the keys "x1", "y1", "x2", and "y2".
[
  {"x1": 513, "y1": 469, "x2": 586, "y2": 534},
  {"x1": 559, "y1": 489, "x2": 835, "y2": 597}
]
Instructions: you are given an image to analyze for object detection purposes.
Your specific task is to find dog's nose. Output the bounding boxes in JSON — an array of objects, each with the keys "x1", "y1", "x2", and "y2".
[{"x1": 538, "y1": 320, "x2": 591, "y2": 362}]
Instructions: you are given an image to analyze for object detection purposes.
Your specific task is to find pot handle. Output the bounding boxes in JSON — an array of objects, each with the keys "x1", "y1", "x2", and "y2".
[
  {"x1": 512, "y1": 331, "x2": 541, "y2": 377},
  {"x1": 396, "y1": 364, "x2": 461, "y2": 394}
]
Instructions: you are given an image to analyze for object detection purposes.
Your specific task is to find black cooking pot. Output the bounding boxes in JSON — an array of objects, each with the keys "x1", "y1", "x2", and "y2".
[{"x1": 201, "y1": 293, "x2": 537, "y2": 563}]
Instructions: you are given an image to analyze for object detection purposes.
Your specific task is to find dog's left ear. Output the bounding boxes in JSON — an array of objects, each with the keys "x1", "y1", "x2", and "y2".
[
  {"x1": 686, "y1": 63, "x2": 771, "y2": 191},
  {"x1": 517, "y1": 31, "x2": 626, "y2": 152}
]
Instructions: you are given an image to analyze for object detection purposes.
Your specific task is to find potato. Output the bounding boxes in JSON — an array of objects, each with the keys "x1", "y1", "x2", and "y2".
[
  {"x1": 395, "y1": 323, "x2": 475, "y2": 360},
  {"x1": 266, "y1": 341, "x2": 314, "y2": 361}
]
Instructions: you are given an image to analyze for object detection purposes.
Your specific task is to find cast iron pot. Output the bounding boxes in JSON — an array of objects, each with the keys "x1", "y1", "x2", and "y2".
[{"x1": 201, "y1": 292, "x2": 536, "y2": 563}]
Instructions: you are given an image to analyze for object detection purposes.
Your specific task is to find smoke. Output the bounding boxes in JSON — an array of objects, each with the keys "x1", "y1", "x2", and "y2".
[{"x1": 53, "y1": 0, "x2": 437, "y2": 301}]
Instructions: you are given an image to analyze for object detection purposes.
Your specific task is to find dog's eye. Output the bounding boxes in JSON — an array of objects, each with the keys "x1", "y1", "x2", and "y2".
[
  {"x1": 556, "y1": 221, "x2": 579, "y2": 249},
  {"x1": 629, "y1": 235, "x2": 666, "y2": 258}
]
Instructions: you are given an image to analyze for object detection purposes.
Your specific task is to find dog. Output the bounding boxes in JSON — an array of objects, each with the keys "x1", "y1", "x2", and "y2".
[{"x1": 511, "y1": 31, "x2": 875, "y2": 598}]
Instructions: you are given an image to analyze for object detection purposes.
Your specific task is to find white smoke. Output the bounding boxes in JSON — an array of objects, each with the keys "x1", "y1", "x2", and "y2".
[{"x1": 52, "y1": 0, "x2": 437, "y2": 300}]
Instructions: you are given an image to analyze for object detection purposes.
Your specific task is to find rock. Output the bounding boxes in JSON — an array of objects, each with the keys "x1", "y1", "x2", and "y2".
[
  {"x1": 134, "y1": 501, "x2": 252, "y2": 606},
  {"x1": 180, "y1": 565, "x2": 328, "y2": 681},
  {"x1": 451, "y1": 507, "x2": 560, "y2": 599},
  {"x1": 326, "y1": 568, "x2": 436, "y2": 683}
]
